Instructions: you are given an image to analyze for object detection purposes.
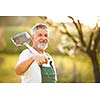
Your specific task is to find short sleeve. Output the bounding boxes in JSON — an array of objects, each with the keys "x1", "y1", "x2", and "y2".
[{"x1": 16, "y1": 49, "x2": 33, "y2": 66}]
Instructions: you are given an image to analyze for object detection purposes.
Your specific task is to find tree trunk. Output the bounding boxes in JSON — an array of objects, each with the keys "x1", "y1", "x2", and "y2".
[{"x1": 88, "y1": 51, "x2": 100, "y2": 82}]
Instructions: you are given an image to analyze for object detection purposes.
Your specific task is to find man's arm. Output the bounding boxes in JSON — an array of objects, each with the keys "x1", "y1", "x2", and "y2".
[
  {"x1": 16, "y1": 56, "x2": 35, "y2": 75},
  {"x1": 16, "y1": 54, "x2": 48, "y2": 75}
]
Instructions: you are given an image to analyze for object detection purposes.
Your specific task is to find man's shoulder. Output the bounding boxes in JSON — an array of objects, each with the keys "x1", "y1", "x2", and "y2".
[{"x1": 20, "y1": 49, "x2": 31, "y2": 55}]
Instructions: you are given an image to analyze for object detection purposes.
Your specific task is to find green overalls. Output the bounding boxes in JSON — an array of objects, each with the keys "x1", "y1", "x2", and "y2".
[{"x1": 40, "y1": 55, "x2": 57, "y2": 83}]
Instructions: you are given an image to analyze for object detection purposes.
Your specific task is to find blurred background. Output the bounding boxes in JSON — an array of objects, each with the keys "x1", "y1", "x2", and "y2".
[{"x1": 0, "y1": 16, "x2": 100, "y2": 83}]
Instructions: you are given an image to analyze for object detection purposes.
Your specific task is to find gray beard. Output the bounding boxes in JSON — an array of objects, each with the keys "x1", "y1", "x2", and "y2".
[{"x1": 37, "y1": 43, "x2": 48, "y2": 50}]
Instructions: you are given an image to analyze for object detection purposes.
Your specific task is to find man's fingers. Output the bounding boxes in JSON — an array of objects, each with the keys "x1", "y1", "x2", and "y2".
[
  {"x1": 43, "y1": 59, "x2": 46, "y2": 62},
  {"x1": 39, "y1": 58, "x2": 48, "y2": 65},
  {"x1": 39, "y1": 61, "x2": 43, "y2": 65},
  {"x1": 34, "y1": 54, "x2": 48, "y2": 64},
  {"x1": 44, "y1": 58, "x2": 48, "y2": 64}
]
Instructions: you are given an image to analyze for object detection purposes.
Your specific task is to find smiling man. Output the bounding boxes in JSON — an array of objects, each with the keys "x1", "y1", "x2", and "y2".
[{"x1": 16, "y1": 24, "x2": 57, "y2": 83}]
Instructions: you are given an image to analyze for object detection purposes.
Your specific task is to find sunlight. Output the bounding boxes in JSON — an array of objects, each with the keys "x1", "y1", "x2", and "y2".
[
  {"x1": 47, "y1": 16, "x2": 98, "y2": 28},
  {"x1": 77, "y1": 16, "x2": 98, "y2": 28},
  {"x1": 47, "y1": 16, "x2": 72, "y2": 23}
]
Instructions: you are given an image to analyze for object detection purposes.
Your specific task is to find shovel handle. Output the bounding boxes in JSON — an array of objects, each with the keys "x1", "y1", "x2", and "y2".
[{"x1": 23, "y1": 42, "x2": 39, "y2": 55}]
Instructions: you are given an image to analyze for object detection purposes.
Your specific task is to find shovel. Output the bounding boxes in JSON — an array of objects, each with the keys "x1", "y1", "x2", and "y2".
[{"x1": 11, "y1": 32, "x2": 40, "y2": 55}]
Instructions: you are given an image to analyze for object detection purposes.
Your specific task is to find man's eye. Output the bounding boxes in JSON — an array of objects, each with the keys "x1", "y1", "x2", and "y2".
[
  {"x1": 38, "y1": 34, "x2": 42, "y2": 36},
  {"x1": 45, "y1": 34, "x2": 47, "y2": 37}
]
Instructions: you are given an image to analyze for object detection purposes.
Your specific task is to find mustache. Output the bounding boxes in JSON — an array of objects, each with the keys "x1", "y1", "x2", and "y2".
[{"x1": 39, "y1": 39, "x2": 48, "y2": 43}]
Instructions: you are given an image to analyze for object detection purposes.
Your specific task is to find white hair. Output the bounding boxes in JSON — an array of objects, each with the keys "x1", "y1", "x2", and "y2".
[{"x1": 31, "y1": 24, "x2": 49, "y2": 36}]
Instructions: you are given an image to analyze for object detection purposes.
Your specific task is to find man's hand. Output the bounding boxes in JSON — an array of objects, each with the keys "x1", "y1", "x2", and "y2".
[{"x1": 33, "y1": 54, "x2": 48, "y2": 65}]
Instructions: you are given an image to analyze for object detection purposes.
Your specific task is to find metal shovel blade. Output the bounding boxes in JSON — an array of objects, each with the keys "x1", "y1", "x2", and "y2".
[
  {"x1": 11, "y1": 32, "x2": 31, "y2": 47},
  {"x1": 11, "y1": 32, "x2": 40, "y2": 55}
]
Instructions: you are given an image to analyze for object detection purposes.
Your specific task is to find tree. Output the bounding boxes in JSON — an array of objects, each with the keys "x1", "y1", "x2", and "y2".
[
  {"x1": 60, "y1": 16, "x2": 100, "y2": 82},
  {"x1": 39, "y1": 16, "x2": 100, "y2": 82}
]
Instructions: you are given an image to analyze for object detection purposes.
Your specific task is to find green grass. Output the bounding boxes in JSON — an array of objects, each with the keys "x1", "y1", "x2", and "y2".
[{"x1": 0, "y1": 53, "x2": 95, "y2": 83}]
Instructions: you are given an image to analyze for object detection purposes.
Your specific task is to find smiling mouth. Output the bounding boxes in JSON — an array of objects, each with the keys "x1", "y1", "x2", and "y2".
[
  {"x1": 39, "y1": 39, "x2": 48, "y2": 43},
  {"x1": 37, "y1": 43, "x2": 48, "y2": 50}
]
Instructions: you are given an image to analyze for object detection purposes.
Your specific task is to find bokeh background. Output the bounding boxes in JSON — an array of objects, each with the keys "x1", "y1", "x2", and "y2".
[{"x1": 0, "y1": 16, "x2": 100, "y2": 83}]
